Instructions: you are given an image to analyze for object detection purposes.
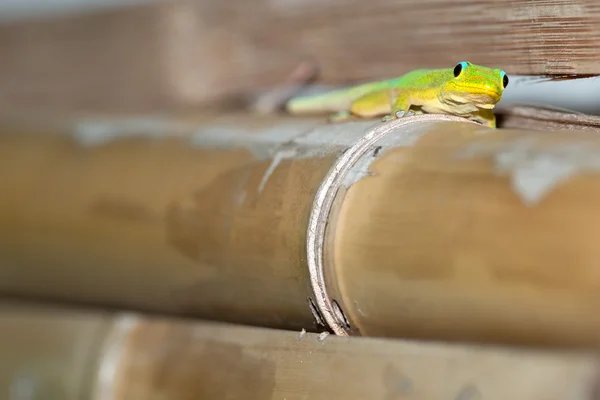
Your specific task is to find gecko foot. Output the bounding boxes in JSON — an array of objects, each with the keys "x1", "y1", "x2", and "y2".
[
  {"x1": 328, "y1": 111, "x2": 353, "y2": 123},
  {"x1": 396, "y1": 110, "x2": 416, "y2": 118},
  {"x1": 382, "y1": 110, "x2": 416, "y2": 122}
]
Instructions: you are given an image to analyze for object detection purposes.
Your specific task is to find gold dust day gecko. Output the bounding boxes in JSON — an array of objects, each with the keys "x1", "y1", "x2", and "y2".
[{"x1": 285, "y1": 61, "x2": 509, "y2": 128}]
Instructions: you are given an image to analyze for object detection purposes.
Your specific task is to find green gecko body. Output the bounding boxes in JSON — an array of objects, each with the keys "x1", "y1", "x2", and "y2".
[{"x1": 285, "y1": 61, "x2": 509, "y2": 128}]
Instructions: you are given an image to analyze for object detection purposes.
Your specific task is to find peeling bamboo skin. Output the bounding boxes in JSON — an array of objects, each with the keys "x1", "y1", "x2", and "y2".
[
  {"x1": 0, "y1": 127, "x2": 338, "y2": 331},
  {"x1": 333, "y1": 123, "x2": 600, "y2": 346}
]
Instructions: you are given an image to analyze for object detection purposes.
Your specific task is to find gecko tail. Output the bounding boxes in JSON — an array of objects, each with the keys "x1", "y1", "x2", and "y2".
[
  {"x1": 285, "y1": 90, "x2": 351, "y2": 115},
  {"x1": 285, "y1": 80, "x2": 393, "y2": 115},
  {"x1": 284, "y1": 95, "x2": 318, "y2": 114}
]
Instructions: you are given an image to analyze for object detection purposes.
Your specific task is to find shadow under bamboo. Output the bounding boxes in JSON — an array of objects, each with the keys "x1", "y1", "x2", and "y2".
[{"x1": 1, "y1": 112, "x2": 600, "y2": 346}]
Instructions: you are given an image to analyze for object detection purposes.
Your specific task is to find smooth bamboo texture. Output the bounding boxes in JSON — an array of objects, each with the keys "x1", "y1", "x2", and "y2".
[
  {"x1": 2, "y1": 112, "x2": 600, "y2": 346},
  {"x1": 329, "y1": 120, "x2": 600, "y2": 346},
  {"x1": 0, "y1": 301, "x2": 599, "y2": 400},
  {"x1": 0, "y1": 302, "x2": 112, "y2": 400},
  {"x1": 0, "y1": 113, "x2": 352, "y2": 333}
]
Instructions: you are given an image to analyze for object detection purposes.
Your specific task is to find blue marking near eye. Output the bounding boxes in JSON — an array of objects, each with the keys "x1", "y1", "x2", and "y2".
[
  {"x1": 500, "y1": 70, "x2": 509, "y2": 88},
  {"x1": 454, "y1": 61, "x2": 469, "y2": 77}
]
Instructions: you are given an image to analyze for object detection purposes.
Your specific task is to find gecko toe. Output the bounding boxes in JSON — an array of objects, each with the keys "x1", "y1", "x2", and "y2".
[{"x1": 328, "y1": 111, "x2": 352, "y2": 123}]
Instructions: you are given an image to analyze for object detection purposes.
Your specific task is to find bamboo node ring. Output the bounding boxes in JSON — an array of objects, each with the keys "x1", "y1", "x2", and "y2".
[{"x1": 306, "y1": 114, "x2": 476, "y2": 336}]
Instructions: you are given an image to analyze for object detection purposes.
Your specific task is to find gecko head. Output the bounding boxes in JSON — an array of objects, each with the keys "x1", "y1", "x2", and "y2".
[{"x1": 441, "y1": 61, "x2": 509, "y2": 109}]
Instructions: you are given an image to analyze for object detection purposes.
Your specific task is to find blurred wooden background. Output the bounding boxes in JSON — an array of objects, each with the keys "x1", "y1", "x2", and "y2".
[{"x1": 0, "y1": 0, "x2": 599, "y2": 114}]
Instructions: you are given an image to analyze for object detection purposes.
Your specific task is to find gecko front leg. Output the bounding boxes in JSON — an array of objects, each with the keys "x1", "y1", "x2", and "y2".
[
  {"x1": 383, "y1": 90, "x2": 417, "y2": 121},
  {"x1": 470, "y1": 109, "x2": 496, "y2": 128}
]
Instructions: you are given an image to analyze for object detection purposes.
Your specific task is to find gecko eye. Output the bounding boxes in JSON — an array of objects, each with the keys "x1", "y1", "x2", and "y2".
[
  {"x1": 454, "y1": 61, "x2": 468, "y2": 78},
  {"x1": 500, "y1": 71, "x2": 509, "y2": 88}
]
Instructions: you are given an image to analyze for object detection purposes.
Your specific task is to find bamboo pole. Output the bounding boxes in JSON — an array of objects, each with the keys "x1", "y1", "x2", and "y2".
[
  {"x1": 0, "y1": 113, "x2": 344, "y2": 332},
  {"x1": 0, "y1": 302, "x2": 111, "y2": 400},
  {"x1": 0, "y1": 301, "x2": 598, "y2": 400},
  {"x1": 326, "y1": 117, "x2": 600, "y2": 346},
  {"x1": 2, "y1": 112, "x2": 600, "y2": 346}
]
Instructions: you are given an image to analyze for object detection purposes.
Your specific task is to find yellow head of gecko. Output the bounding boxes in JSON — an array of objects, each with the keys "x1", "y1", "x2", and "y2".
[{"x1": 438, "y1": 61, "x2": 509, "y2": 110}]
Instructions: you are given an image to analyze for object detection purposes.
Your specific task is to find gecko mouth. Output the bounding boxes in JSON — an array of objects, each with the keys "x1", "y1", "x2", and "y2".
[
  {"x1": 466, "y1": 89, "x2": 501, "y2": 100},
  {"x1": 447, "y1": 90, "x2": 502, "y2": 108}
]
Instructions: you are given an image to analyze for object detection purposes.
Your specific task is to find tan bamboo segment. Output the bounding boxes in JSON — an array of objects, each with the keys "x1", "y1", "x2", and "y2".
[
  {"x1": 0, "y1": 301, "x2": 599, "y2": 400},
  {"x1": 327, "y1": 117, "x2": 600, "y2": 346},
  {"x1": 0, "y1": 113, "x2": 347, "y2": 332},
  {"x1": 1, "y1": 112, "x2": 600, "y2": 346},
  {"x1": 0, "y1": 302, "x2": 111, "y2": 399}
]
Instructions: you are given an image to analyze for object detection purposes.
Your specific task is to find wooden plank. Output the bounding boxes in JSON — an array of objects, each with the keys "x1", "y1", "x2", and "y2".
[
  {"x1": 0, "y1": 0, "x2": 598, "y2": 113},
  {"x1": 0, "y1": 4, "x2": 173, "y2": 114},
  {"x1": 174, "y1": 0, "x2": 600, "y2": 81},
  {"x1": 0, "y1": 301, "x2": 598, "y2": 400}
]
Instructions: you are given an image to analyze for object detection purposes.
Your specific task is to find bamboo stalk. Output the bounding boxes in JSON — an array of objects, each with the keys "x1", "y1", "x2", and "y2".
[
  {"x1": 327, "y1": 117, "x2": 600, "y2": 346},
  {"x1": 0, "y1": 113, "x2": 348, "y2": 332},
  {"x1": 2, "y1": 112, "x2": 600, "y2": 346},
  {"x1": 0, "y1": 302, "x2": 111, "y2": 400},
  {"x1": 0, "y1": 301, "x2": 598, "y2": 400}
]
